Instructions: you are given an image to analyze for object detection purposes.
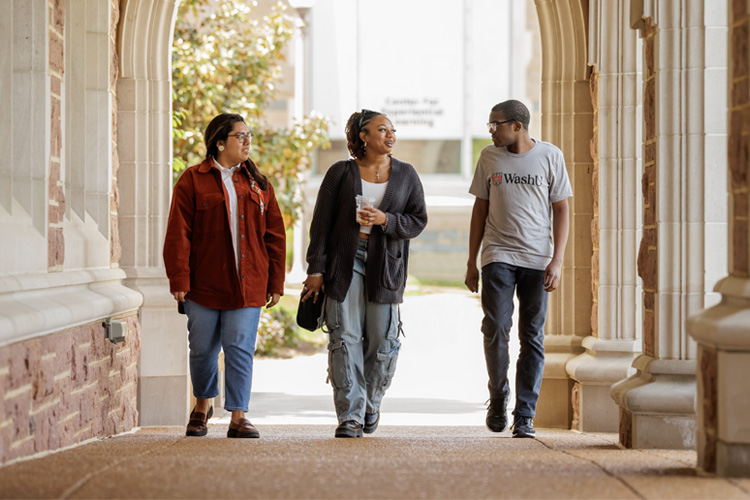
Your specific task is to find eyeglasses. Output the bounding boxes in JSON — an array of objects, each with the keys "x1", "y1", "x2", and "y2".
[
  {"x1": 228, "y1": 133, "x2": 254, "y2": 143},
  {"x1": 487, "y1": 120, "x2": 515, "y2": 133}
]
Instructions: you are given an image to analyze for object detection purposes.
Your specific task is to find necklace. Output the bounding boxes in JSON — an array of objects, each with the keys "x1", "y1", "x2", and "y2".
[{"x1": 359, "y1": 159, "x2": 386, "y2": 181}]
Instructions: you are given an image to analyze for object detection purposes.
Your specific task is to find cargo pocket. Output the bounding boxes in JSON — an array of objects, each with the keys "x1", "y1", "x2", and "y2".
[
  {"x1": 376, "y1": 341, "x2": 401, "y2": 391},
  {"x1": 321, "y1": 296, "x2": 340, "y2": 333},
  {"x1": 327, "y1": 339, "x2": 352, "y2": 389}
]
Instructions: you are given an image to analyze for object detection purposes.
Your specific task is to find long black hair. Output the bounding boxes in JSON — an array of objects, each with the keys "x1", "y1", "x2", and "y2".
[
  {"x1": 345, "y1": 109, "x2": 384, "y2": 159},
  {"x1": 204, "y1": 113, "x2": 268, "y2": 190}
]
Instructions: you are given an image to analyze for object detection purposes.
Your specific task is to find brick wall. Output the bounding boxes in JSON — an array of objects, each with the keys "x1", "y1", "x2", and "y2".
[
  {"x1": 637, "y1": 19, "x2": 657, "y2": 359},
  {"x1": 0, "y1": 317, "x2": 141, "y2": 464},
  {"x1": 698, "y1": 348, "x2": 718, "y2": 473},
  {"x1": 48, "y1": 0, "x2": 65, "y2": 271},
  {"x1": 730, "y1": 0, "x2": 750, "y2": 277},
  {"x1": 589, "y1": 69, "x2": 600, "y2": 338},
  {"x1": 0, "y1": 0, "x2": 141, "y2": 465},
  {"x1": 110, "y1": 0, "x2": 122, "y2": 266}
]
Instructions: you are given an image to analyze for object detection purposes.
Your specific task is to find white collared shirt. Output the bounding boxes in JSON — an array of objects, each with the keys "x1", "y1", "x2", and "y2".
[{"x1": 214, "y1": 157, "x2": 241, "y2": 273}]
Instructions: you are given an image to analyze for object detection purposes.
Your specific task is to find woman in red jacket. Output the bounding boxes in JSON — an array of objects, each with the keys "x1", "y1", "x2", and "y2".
[{"x1": 163, "y1": 113, "x2": 286, "y2": 439}]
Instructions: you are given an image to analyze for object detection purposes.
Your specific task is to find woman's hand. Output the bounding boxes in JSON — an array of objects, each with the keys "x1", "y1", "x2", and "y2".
[
  {"x1": 302, "y1": 274, "x2": 325, "y2": 303},
  {"x1": 173, "y1": 291, "x2": 187, "y2": 302},
  {"x1": 266, "y1": 293, "x2": 281, "y2": 308},
  {"x1": 358, "y1": 206, "x2": 387, "y2": 226}
]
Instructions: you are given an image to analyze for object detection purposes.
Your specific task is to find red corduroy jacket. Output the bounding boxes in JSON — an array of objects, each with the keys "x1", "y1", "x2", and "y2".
[{"x1": 163, "y1": 158, "x2": 286, "y2": 309}]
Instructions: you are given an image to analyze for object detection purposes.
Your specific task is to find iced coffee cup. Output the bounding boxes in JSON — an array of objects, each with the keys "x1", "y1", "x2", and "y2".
[{"x1": 355, "y1": 195, "x2": 375, "y2": 225}]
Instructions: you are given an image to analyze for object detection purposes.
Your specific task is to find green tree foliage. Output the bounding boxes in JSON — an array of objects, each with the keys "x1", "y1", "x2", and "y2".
[
  {"x1": 172, "y1": 0, "x2": 330, "y2": 223},
  {"x1": 254, "y1": 306, "x2": 298, "y2": 355},
  {"x1": 173, "y1": 0, "x2": 329, "y2": 356}
]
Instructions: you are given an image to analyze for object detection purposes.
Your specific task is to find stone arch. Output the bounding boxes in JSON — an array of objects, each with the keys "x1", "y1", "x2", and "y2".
[
  {"x1": 533, "y1": 0, "x2": 594, "y2": 429},
  {"x1": 117, "y1": 0, "x2": 189, "y2": 425},
  {"x1": 114, "y1": 0, "x2": 595, "y2": 427}
]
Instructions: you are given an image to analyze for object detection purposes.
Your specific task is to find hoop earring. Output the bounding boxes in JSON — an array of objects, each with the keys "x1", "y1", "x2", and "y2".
[{"x1": 218, "y1": 145, "x2": 225, "y2": 152}]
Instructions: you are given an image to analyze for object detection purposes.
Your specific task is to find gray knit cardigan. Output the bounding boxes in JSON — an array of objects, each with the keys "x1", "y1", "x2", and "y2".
[{"x1": 305, "y1": 158, "x2": 427, "y2": 304}]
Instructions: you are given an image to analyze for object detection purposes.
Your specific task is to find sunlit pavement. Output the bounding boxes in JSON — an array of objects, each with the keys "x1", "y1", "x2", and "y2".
[
  {"x1": 3, "y1": 424, "x2": 735, "y2": 500},
  {"x1": 4, "y1": 288, "x2": 750, "y2": 499},
  {"x1": 244, "y1": 285, "x2": 518, "y2": 428}
]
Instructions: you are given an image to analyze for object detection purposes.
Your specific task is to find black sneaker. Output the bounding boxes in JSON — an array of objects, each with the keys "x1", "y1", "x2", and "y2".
[
  {"x1": 364, "y1": 411, "x2": 380, "y2": 434},
  {"x1": 335, "y1": 420, "x2": 363, "y2": 438},
  {"x1": 512, "y1": 416, "x2": 535, "y2": 438},
  {"x1": 485, "y1": 399, "x2": 508, "y2": 432}
]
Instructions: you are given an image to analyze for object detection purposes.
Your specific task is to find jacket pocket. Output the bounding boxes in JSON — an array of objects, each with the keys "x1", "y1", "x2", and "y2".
[
  {"x1": 194, "y1": 192, "x2": 225, "y2": 232},
  {"x1": 196, "y1": 192, "x2": 225, "y2": 211},
  {"x1": 381, "y1": 240, "x2": 405, "y2": 291}
]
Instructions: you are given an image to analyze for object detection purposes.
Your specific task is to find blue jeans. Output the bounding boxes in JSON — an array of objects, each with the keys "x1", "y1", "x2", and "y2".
[
  {"x1": 183, "y1": 299, "x2": 261, "y2": 412},
  {"x1": 324, "y1": 239, "x2": 401, "y2": 424},
  {"x1": 481, "y1": 262, "x2": 548, "y2": 418}
]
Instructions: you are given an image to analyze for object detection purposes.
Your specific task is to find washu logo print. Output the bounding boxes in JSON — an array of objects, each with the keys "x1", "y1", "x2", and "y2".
[{"x1": 490, "y1": 172, "x2": 545, "y2": 187}]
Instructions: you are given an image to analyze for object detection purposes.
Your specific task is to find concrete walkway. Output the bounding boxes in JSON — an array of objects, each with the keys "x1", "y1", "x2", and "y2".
[
  {"x1": 1, "y1": 425, "x2": 748, "y2": 499},
  {"x1": 2, "y1": 287, "x2": 749, "y2": 498},
  {"x1": 248, "y1": 286, "x2": 500, "y2": 427}
]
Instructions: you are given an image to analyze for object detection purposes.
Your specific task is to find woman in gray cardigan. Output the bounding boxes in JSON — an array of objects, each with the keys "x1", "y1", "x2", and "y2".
[{"x1": 302, "y1": 109, "x2": 427, "y2": 438}]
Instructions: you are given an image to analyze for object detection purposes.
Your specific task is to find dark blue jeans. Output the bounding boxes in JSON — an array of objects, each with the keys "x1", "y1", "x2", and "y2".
[{"x1": 481, "y1": 262, "x2": 548, "y2": 418}]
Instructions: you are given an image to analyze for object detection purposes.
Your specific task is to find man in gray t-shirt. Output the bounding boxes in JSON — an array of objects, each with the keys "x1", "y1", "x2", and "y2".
[{"x1": 465, "y1": 99, "x2": 572, "y2": 439}]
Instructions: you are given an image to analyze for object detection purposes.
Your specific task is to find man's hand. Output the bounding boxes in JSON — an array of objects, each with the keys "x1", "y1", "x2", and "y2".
[
  {"x1": 465, "y1": 198, "x2": 489, "y2": 294},
  {"x1": 546, "y1": 199, "x2": 569, "y2": 293},
  {"x1": 465, "y1": 264, "x2": 480, "y2": 293},
  {"x1": 173, "y1": 291, "x2": 187, "y2": 302},
  {"x1": 543, "y1": 259, "x2": 562, "y2": 292}
]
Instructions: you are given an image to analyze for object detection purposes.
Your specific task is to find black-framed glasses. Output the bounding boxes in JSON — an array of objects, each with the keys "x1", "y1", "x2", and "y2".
[
  {"x1": 228, "y1": 132, "x2": 254, "y2": 143},
  {"x1": 358, "y1": 109, "x2": 376, "y2": 129},
  {"x1": 487, "y1": 120, "x2": 515, "y2": 132}
]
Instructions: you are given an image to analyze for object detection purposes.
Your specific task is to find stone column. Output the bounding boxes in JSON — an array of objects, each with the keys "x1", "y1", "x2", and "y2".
[
  {"x1": 534, "y1": 0, "x2": 593, "y2": 429},
  {"x1": 611, "y1": 0, "x2": 728, "y2": 449},
  {"x1": 687, "y1": 0, "x2": 750, "y2": 477},
  {"x1": 117, "y1": 0, "x2": 189, "y2": 425},
  {"x1": 565, "y1": 0, "x2": 642, "y2": 432},
  {"x1": 287, "y1": 4, "x2": 312, "y2": 285}
]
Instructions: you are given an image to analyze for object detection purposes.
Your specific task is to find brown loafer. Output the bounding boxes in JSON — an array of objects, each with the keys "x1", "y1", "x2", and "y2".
[
  {"x1": 185, "y1": 406, "x2": 213, "y2": 437},
  {"x1": 227, "y1": 418, "x2": 260, "y2": 438}
]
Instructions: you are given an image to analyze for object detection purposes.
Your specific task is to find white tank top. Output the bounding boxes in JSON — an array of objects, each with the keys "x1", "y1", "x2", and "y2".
[{"x1": 359, "y1": 179, "x2": 388, "y2": 235}]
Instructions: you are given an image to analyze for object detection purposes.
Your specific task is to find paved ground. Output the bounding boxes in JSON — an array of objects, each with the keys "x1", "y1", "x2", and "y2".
[
  {"x1": 1, "y1": 425, "x2": 749, "y2": 499},
  {"x1": 2, "y1": 287, "x2": 749, "y2": 499},
  {"x1": 248, "y1": 286, "x2": 501, "y2": 428}
]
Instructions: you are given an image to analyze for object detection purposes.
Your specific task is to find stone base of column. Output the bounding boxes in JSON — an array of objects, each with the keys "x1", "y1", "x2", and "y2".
[
  {"x1": 566, "y1": 337, "x2": 640, "y2": 432},
  {"x1": 536, "y1": 348, "x2": 578, "y2": 429},
  {"x1": 688, "y1": 276, "x2": 750, "y2": 477},
  {"x1": 125, "y1": 271, "x2": 190, "y2": 426},
  {"x1": 611, "y1": 356, "x2": 696, "y2": 449}
]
